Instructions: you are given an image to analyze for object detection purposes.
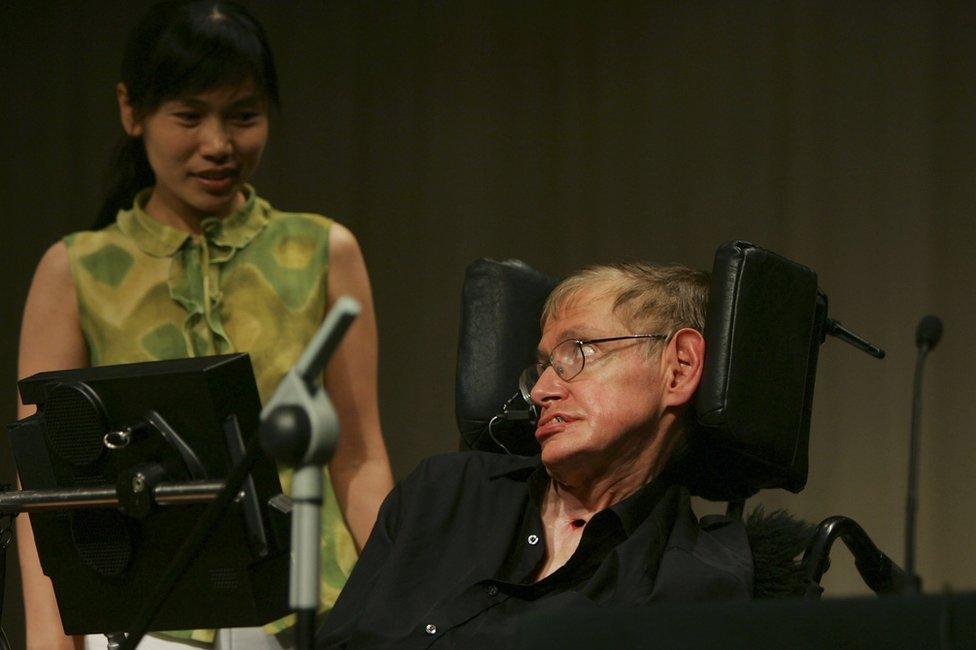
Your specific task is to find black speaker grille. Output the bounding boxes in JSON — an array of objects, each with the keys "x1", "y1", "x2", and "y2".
[
  {"x1": 208, "y1": 567, "x2": 244, "y2": 590},
  {"x1": 70, "y1": 510, "x2": 133, "y2": 577},
  {"x1": 44, "y1": 383, "x2": 106, "y2": 467}
]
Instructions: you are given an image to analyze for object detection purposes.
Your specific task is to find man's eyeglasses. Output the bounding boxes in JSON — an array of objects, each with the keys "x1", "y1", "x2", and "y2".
[{"x1": 518, "y1": 334, "x2": 670, "y2": 398}]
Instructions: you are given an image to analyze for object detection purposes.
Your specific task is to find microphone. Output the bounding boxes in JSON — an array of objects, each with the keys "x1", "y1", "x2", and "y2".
[
  {"x1": 915, "y1": 315, "x2": 943, "y2": 351},
  {"x1": 905, "y1": 314, "x2": 943, "y2": 593},
  {"x1": 486, "y1": 390, "x2": 537, "y2": 454}
]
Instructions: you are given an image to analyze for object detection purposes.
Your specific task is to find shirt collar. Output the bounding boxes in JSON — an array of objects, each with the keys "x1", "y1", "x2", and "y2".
[
  {"x1": 487, "y1": 454, "x2": 541, "y2": 481},
  {"x1": 116, "y1": 185, "x2": 267, "y2": 257},
  {"x1": 490, "y1": 454, "x2": 672, "y2": 536},
  {"x1": 608, "y1": 473, "x2": 673, "y2": 536}
]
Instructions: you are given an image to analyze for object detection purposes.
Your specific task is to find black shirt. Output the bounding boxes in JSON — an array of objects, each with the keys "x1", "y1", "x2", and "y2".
[{"x1": 318, "y1": 452, "x2": 752, "y2": 649}]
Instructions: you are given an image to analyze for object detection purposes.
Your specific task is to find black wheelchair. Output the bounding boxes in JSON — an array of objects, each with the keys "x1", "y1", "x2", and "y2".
[{"x1": 453, "y1": 241, "x2": 975, "y2": 647}]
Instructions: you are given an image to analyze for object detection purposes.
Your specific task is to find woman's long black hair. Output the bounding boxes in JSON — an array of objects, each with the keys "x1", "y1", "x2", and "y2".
[{"x1": 94, "y1": 0, "x2": 279, "y2": 230}]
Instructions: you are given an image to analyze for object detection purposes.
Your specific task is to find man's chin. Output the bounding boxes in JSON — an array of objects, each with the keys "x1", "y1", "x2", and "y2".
[{"x1": 539, "y1": 444, "x2": 590, "y2": 485}]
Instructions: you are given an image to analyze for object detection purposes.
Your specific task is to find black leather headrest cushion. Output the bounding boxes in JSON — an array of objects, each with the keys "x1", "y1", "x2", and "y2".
[
  {"x1": 455, "y1": 259, "x2": 556, "y2": 455},
  {"x1": 685, "y1": 240, "x2": 821, "y2": 499}
]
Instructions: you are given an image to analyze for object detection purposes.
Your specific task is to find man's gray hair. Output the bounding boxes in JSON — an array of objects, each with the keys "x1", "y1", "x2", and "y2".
[{"x1": 541, "y1": 261, "x2": 710, "y2": 335}]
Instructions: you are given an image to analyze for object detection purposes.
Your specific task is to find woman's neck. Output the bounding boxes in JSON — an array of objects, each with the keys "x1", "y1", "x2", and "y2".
[{"x1": 142, "y1": 188, "x2": 245, "y2": 234}]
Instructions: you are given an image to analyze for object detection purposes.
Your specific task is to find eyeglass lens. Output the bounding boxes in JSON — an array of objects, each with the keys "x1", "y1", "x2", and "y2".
[
  {"x1": 518, "y1": 366, "x2": 538, "y2": 403},
  {"x1": 519, "y1": 339, "x2": 583, "y2": 398}
]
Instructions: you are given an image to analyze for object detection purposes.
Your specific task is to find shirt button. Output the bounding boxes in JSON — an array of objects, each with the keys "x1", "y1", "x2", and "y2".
[
  {"x1": 487, "y1": 585, "x2": 499, "y2": 597},
  {"x1": 425, "y1": 624, "x2": 437, "y2": 635},
  {"x1": 527, "y1": 534, "x2": 540, "y2": 545}
]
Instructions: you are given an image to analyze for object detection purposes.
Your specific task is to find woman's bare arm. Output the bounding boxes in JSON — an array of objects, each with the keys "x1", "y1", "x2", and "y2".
[
  {"x1": 16, "y1": 241, "x2": 88, "y2": 650},
  {"x1": 323, "y1": 223, "x2": 393, "y2": 550}
]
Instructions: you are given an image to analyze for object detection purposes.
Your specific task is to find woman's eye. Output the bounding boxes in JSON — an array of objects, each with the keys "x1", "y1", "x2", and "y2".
[
  {"x1": 230, "y1": 111, "x2": 261, "y2": 124},
  {"x1": 174, "y1": 112, "x2": 201, "y2": 123}
]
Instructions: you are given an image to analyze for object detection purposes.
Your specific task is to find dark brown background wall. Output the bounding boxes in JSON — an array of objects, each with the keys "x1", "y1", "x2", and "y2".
[{"x1": 2, "y1": 1, "x2": 974, "y2": 646}]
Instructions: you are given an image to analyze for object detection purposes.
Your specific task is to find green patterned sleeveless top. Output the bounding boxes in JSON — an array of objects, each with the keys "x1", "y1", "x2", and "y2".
[{"x1": 63, "y1": 187, "x2": 357, "y2": 643}]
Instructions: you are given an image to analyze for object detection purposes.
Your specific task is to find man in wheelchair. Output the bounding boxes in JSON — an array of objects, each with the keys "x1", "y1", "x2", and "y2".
[{"x1": 318, "y1": 262, "x2": 752, "y2": 648}]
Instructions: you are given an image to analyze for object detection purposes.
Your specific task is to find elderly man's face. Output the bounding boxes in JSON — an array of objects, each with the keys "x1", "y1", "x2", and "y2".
[{"x1": 530, "y1": 290, "x2": 667, "y2": 483}]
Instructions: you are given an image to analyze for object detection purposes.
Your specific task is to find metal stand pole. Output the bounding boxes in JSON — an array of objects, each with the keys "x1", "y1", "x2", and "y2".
[
  {"x1": 291, "y1": 465, "x2": 322, "y2": 648},
  {"x1": 0, "y1": 506, "x2": 12, "y2": 650}
]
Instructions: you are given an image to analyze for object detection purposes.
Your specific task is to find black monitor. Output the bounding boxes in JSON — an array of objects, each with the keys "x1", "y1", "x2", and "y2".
[{"x1": 8, "y1": 353, "x2": 290, "y2": 634}]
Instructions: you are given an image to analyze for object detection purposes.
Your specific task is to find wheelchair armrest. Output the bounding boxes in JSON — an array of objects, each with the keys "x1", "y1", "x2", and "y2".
[{"x1": 802, "y1": 516, "x2": 915, "y2": 598}]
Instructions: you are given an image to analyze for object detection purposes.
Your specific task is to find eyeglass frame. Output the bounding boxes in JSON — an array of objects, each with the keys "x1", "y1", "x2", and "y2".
[{"x1": 518, "y1": 333, "x2": 671, "y2": 400}]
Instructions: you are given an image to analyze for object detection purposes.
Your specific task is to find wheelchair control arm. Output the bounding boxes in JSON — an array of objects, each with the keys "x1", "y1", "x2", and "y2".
[{"x1": 802, "y1": 515, "x2": 914, "y2": 598}]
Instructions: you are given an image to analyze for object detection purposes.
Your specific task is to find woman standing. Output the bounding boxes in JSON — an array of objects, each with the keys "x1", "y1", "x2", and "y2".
[{"x1": 16, "y1": 2, "x2": 393, "y2": 648}]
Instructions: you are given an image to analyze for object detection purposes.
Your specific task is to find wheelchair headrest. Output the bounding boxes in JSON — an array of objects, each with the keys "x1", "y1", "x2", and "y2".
[
  {"x1": 455, "y1": 259, "x2": 559, "y2": 456},
  {"x1": 455, "y1": 242, "x2": 826, "y2": 500}
]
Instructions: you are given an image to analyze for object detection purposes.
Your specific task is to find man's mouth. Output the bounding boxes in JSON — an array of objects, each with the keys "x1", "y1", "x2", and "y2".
[
  {"x1": 538, "y1": 412, "x2": 573, "y2": 429},
  {"x1": 535, "y1": 413, "x2": 573, "y2": 442}
]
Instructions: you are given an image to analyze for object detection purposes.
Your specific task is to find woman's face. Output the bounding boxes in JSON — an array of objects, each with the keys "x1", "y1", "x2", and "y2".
[{"x1": 121, "y1": 80, "x2": 269, "y2": 225}]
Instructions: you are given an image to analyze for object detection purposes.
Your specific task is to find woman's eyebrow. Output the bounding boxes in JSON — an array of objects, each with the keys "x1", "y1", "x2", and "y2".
[
  {"x1": 171, "y1": 94, "x2": 264, "y2": 109},
  {"x1": 227, "y1": 94, "x2": 264, "y2": 108}
]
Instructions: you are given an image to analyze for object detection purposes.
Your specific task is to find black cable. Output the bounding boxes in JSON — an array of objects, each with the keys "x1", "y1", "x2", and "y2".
[{"x1": 120, "y1": 435, "x2": 265, "y2": 649}]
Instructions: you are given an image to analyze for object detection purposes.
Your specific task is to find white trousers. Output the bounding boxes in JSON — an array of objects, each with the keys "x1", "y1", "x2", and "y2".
[{"x1": 84, "y1": 627, "x2": 292, "y2": 649}]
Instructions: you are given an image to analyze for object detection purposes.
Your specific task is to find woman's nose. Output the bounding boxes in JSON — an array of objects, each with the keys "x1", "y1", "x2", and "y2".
[{"x1": 199, "y1": 119, "x2": 232, "y2": 159}]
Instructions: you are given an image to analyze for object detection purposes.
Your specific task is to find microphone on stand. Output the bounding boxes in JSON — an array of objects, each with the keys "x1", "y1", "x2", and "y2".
[
  {"x1": 904, "y1": 314, "x2": 943, "y2": 593},
  {"x1": 915, "y1": 315, "x2": 943, "y2": 351}
]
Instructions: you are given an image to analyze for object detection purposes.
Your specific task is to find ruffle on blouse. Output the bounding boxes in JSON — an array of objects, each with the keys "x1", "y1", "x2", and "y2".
[{"x1": 116, "y1": 186, "x2": 269, "y2": 357}]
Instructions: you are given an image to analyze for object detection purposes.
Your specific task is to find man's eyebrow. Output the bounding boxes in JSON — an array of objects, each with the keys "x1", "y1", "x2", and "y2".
[
  {"x1": 559, "y1": 328, "x2": 605, "y2": 342},
  {"x1": 535, "y1": 329, "x2": 597, "y2": 359},
  {"x1": 561, "y1": 329, "x2": 587, "y2": 340}
]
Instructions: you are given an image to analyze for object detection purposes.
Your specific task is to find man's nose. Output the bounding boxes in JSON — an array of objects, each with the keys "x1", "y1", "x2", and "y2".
[{"x1": 529, "y1": 365, "x2": 567, "y2": 406}]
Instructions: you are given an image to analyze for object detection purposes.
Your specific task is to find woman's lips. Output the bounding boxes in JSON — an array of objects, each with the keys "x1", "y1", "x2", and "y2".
[{"x1": 192, "y1": 169, "x2": 238, "y2": 193}]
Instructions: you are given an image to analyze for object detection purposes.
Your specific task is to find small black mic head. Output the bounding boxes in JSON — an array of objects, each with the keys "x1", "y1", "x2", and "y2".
[{"x1": 915, "y1": 315, "x2": 943, "y2": 350}]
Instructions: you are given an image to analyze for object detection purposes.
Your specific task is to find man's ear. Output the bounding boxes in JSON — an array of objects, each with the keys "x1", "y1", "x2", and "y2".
[
  {"x1": 117, "y1": 83, "x2": 142, "y2": 136},
  {"x1": 662, "y1": 327, "x2": 705, "y2": 408}
]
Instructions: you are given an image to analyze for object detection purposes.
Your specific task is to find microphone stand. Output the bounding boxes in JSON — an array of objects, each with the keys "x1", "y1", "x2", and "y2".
[
  {"x1": 903, "y1": 347, "x2": 928, "y2": 593},
  {"x1": 259, "y1": 296, "x2": 360, "y2": 649},
  {"x1": 0, "y1": 499, "x2": 12, "y2": 650},
  {"x1": 905, "y1": 315, "x2": 943, "y2": 593}
]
